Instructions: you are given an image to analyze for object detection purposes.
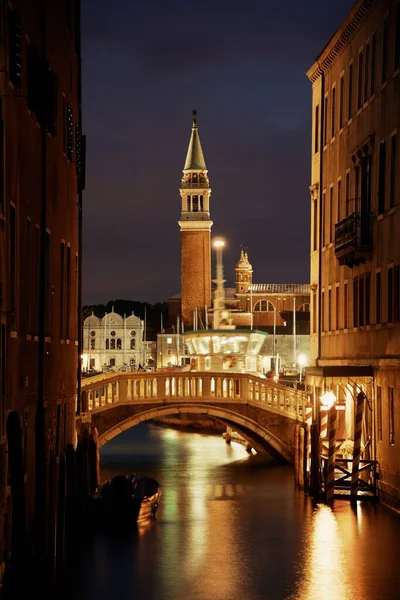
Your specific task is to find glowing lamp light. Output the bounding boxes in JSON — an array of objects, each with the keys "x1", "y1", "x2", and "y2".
[
  {"x1": 213, "y1": 238, "x2": 225, "y2": 249},
  {"x1": 298, "y1": 353, "x2": 307, "y2": 368},
  {"x1": 320, "y1": 390, "x2": 337, "y2": 410}
]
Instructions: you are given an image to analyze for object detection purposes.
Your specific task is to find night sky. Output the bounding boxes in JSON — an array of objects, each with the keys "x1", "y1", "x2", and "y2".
[{"x1": 81, "y1": 0, "x2": 354, "y2": 305}]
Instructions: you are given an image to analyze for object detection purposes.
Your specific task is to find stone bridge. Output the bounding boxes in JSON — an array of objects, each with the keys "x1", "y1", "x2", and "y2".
[{"x1": 78, "y1": 371, "x2": 307, "y2": 462}]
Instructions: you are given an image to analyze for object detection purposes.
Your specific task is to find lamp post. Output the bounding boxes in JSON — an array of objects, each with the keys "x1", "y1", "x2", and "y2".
[
  {"x1": 320, "y1": 390, "x2": 337, "y2": 502},
  {"x1": 212, "y1": 238, "x2": 226, "y2": 330}
]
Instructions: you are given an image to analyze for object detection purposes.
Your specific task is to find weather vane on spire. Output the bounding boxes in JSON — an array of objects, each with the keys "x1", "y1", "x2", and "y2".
[{"x1": 192, "y1": 109, "x2": 197, "y2": 126}]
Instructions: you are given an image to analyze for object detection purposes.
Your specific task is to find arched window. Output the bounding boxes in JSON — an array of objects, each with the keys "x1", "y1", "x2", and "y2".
[
  {"x1": 199, "y1": 195, "x2": 204, "y2": 211},
  {"x1": 192, "y1": 195, "x2": 198, "y2": 212},
  {"x1": 110, "y1": 339, "x2": 116, "y2": 350},
  {"x1": 130, "y1": 338, "x2": 136, "y2": 350},
  {"x1": 192, "y1": 173, "x2": 198, "y2": 184},
  {"x1": 254, "y1": 300, "x2": 275, "y2": 312},
  {"x1": 117, "y1": 338, "x2": 122, "y2": 350},
  {"x1": 187, "y1": 195, "x2": 191, "y2": 211},
  {"x1": 106, "y1": 339, "x2": 109, "y2": 350},
  {"x1": 299, "y1": 303, "x2": 310, "y2": 312},
  {"x1": 90, "y1": 338, "x2": 95, "y2": 350}
]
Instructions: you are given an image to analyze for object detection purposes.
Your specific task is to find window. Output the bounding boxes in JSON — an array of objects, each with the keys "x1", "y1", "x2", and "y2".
[
  {"x1": 345, "y1": 172, "x2": 350, "y2": 217},
  {"x1": 337, "y1": 179, "x2": 342, "y2": 223},
  {"x1": 344, "y1": 282, "x2": 348, "y2": 329},
  {"x1": 329, "y1": 186, "x2": 334, "y2": 242},
  {"x1": 106, "y1": 339, "x2": 109, "y2": 350},
  {"x1": 299, "y1": 303, "x2": 310, "y2": 312},
  {"x1": 10, "y1": 205, "x2": 16, "y2": 316},
  {"x1": 314, "y1": 105, "x2": 319, "y2": 153},
  {"x1": 382, "y1": 18, "x2": 388, "y2": 84},
  {"x1": 90, "y1": 338, "x2": 95, "y2": 350},
  {"x1": 321, "y1": 291, "x2": 325, "y2": 332},
  {"x1": 378, "y1": 141, "x2": 386, "y2": 214},
  {"x1": 357, "y1": 51, "x2": 363, "y2": 109},
  {"x1": 254, "y1": 300, "x2": 274, "y2": 312},
  {"x1": 110, "y1": 339, "x2": 115, "y2": 350},
  {"x1": 395, "y1": 5, "x2": 400, "y2": 71},
  {"x1": 130, "y1": 338, "x2": 136, "y2": 349},
  {"x1": 388, "y1": 266, "x2": 394, "y2": 323},
  {"x1": 60, "y1": 242, "x2": 65, "y2": 338},
  {"x1": 348, "y1": 63, "x2": 353, "y2": 120},
  {"x1": 8, "y1": 10, "x2": 22, "y2": 88},
  {"x1": 116, "y1": 338, "x2": 122, "y2": 350},
  {"x1": 186, "y1": 195, "x2": 191, "y2": 211},
  {"x1": 323, "y1": 96, "x2": 328, "y2": 146},
  {"x1": 331, "y1": 86, "x2": 336, "y2": 138},
  {"x1": 66, "y1": 245, "x2": 71, "y2": 338},
  {"x1": 376, "y1": 271, "x2": 381, "y2": 324},
  {"x1": 390, "y1": 133, "x2": 397, "y2": 208},
  {"x1": 359, "y1": 276, "x2": 364, "y2": 327},
  {"x1": 364, "y1": 43, "x2": 370, "y2": 103},
  {"x1": 353, "y1": 278, "x2": 359, "y2": 327},
  {"x1": 365, "y1": 273, "x2": 371, "y2": 325},
  {"x1": 192, "y1": 195, "x2": 198, "y2": 211},
  {"x1": 312, "y1": 291, "x2": 317, "y2": 333},
  {"x1": 0, "y1": 101, "x2": 4, "y2": 215},
  {"x1": 67, "y1": 104, "x2": 74, "y2": 161},
  {"x1": 167, "y1": 337, "x2": 172, "y2": 344},
  {"x1": 322, "y1": 190, "x2": 326, "y2": 245},
  {"x1": 26, "y1": 219, "x2": 32, "y2": 330},
  {"x1": 377, "y1": 386, "x2": 382, "y2": 441},
  {"x1": 395, "y1": 266, "x2": 400, "y2": 322},
  {"x1": 44, "y1": 231, "x2": 51, "y2": 335},
  {"x1": 313, "y1": 198, "x2": 318, "y2": 251},
  {"x1": 110, "y1": 358, "x2": 115, "y2": 367},
  {"x1": 199, "y1": 195, "x2": 204, "y2": 211},
  {"x1": 335, "y1": 286, "x2": 339, "y2": 330},
  {"x1": 389, "y1": 386, "x2": 395, "y2": 445},
  {"x1": 371, "y1": 33, "x2": 377, "y2": 95},
  {"x1": 339, "y1": 76, "x2": 344, "y2": 129}
]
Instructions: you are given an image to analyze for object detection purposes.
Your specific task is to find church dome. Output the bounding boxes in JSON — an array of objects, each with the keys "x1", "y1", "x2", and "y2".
[{"x1": 83, "y1": 313, "x2": 101, "y2": 327}]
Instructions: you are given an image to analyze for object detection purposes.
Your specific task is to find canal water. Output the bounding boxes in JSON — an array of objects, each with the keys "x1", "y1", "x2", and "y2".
[{"x1": 62, "y1": 423, "x2": 400, "y2": 600}]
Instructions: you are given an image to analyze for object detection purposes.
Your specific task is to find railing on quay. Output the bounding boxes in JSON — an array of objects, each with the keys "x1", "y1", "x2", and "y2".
[{"x1": 80, "y1": 371, "x2": 306, "y2": 421}]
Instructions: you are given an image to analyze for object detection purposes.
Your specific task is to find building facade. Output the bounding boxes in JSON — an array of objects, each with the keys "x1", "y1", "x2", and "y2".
[
  {"x1": 82, "y1": 310, "x2": 145, "y2": 372},
  {"x1": 0, "y1": 0, "x2": 84, "y2": 579},
  {"x1": 307, "y1": 0, "x2": 400, "y2": 508},
  {"x1": 179, "y1": 111, "x2": 213, "y2": 326}
]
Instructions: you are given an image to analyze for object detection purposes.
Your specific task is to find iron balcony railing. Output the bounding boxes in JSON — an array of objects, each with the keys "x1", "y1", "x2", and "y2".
[
  {"x1": 334, "y1": 212, "x2": 373, "y2": 259},
  {"x1": 181, "y1": 181, "x2": 209, "y2": 189}
]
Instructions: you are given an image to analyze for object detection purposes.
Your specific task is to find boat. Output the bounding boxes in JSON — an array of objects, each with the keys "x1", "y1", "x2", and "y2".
[{"x1": 89, "y1": 473, "x2": 161, "y2": 526}]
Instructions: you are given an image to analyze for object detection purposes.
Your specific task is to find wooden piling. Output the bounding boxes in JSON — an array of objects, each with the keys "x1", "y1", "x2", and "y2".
[
  {"x1": 351, "y1": 391, "x2": 365, "y2": 504},
  {"x1": 294, "y1": 424, "x2": 300, "y2": 486},
  {"x1": 298, "y1": 427, "x2": 305, "y2": 489},
  {"x1": 326, "y1": 407, "x2": 337, "y2": 503}
]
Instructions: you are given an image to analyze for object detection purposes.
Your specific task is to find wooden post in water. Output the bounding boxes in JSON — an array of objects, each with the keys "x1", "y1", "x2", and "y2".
[
  {"x1": 294, "y1": 424, "x2": 300, "y2": 486},
  {"x1": 351, "y1": 391, "x2": 365, "y2": 505},
  {"x1": 320, "y1": 408, "x2": 328, "y2": 455},
  {"x1": 298, "y1": 427, "x2": 305, "y2": 489},
  {"x1": 304, "y1": 402, "x2": 313, "y2": 489},
  {"x1": 326, "y1": 407, "x2": 337, "y2": 502}
]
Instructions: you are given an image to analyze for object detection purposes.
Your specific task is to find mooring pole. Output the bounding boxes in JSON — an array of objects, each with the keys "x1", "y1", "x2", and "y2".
[
  {"x1": 351, "y1": 391, "x2": 365, "y2": 505},
  {"x1": 326, "y1": 406, "x2": 337, "y2": 503}
]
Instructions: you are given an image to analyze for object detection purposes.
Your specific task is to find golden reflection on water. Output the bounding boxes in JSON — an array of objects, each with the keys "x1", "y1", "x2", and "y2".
[{"x1": 292, "y1": 504, "x2": 352, "y2": 600}]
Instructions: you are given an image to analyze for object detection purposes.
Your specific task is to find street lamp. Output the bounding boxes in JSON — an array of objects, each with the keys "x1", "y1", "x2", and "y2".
[
  {"x1": 320, "y1": 390, "x2": 337, "y2": 410},
  {"x1": 212, "y1": 238, "x2": 226, "y2": 330},
  {"x1": 298, "y1": 353, "x2": 307, "y2": 383}
]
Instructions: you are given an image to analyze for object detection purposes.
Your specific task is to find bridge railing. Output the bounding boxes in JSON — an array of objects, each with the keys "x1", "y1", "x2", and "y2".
[{"x1": 80, "y1": 371, "x2": 306, "y2": 420}]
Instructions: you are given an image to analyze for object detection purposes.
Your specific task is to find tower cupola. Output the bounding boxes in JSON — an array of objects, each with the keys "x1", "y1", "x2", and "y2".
[{"x1": 235, "y1": 248, "x2": 253, "y2": 294}]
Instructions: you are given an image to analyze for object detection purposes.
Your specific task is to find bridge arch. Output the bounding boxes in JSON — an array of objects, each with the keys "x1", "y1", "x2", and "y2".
[{"x1": 96, "y1": 403, "x2": 292, "y2": 462}]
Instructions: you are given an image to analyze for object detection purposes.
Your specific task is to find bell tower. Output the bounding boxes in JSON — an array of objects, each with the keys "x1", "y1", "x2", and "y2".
[
  {"x1": 235, "y1": 249, "x2": 253, "y2": 294},
  {"x1": 179, "y1": 110, "x2": 213, "y2": 326}
]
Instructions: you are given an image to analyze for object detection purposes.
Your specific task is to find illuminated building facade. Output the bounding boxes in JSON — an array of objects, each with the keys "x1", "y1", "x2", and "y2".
[
  {"x1": 83, "y1": 310, "x2": 145, "y2": 371},
  {"x1": 0, "y1": 0, "x2": 84, "y2": 577},
  {"x1": 306, "y1": 0, "x2": 400, "y2": 508},
  {"x1": 179, "y1": 111, "x2": 213, "y2": 327}
]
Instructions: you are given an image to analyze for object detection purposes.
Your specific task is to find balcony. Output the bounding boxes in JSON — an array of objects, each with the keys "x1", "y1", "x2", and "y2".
[{"x1": 334, "y1": 212, "x2": 372, "y2": 267}]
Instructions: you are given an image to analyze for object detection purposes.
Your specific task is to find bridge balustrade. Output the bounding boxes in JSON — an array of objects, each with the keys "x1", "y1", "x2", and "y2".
[{"x1": 80, "y1": 371, "x2": 306, "y2": 421}]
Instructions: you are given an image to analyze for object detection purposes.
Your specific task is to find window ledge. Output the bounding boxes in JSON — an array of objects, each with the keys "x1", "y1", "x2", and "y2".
[{"x1": 10, "y1": 330, "x2": 18, "y2": 339}]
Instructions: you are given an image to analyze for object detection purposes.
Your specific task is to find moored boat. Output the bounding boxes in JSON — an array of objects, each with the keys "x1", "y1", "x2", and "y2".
[{"x1": 89, "y1": 474, "x2": 161, "y2": 527}]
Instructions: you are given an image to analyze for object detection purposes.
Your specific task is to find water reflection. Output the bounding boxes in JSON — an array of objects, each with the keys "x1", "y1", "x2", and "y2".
[{"x1": 62, "y1": 423, "x2": 400, "y2": 600}]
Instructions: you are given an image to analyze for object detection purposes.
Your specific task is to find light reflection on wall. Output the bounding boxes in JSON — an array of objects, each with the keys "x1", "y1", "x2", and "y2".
[{"x1": 293, "y1": 504, "x2": 351, "y2": 600}]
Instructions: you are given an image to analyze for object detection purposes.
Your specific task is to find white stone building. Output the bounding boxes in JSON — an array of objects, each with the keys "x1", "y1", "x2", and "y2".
[{"x1": 82, "y1": 308, "x2": 145, "y2": 372}]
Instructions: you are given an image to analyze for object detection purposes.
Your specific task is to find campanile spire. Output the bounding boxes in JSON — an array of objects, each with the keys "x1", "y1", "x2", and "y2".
[{"x1": 178, "y1": 111, "x2": 213, "y2": 326}]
